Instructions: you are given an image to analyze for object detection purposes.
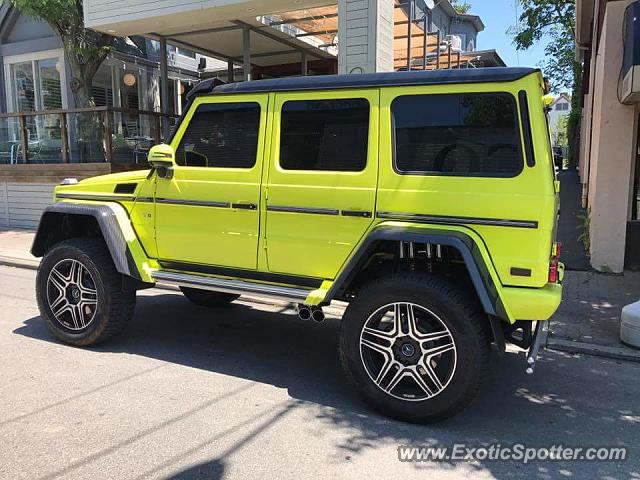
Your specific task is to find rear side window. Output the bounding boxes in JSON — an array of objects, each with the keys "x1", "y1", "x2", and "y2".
[
  {"x1": 176, "y1": 102, "x2": 260, "y2": 168},
  {"x1": 279, "y1": 98, "x2": 369, "y2": 171},
  {"x1": 392, "y1": 93, "x2": 523, "y2": 177}
]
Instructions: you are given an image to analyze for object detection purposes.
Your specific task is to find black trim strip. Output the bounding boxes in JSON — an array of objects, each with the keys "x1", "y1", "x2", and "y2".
[
  {"x1": 267, "y1": 205, "x2": 340, "y2": 216},
  {"x1": 510, "y1": 267, "x2": 532, "y2": 277},
  {"x1": 158, "y1": 261, "x2": 323, "y2": 289},
  {"x1": 135, "y1": 196, "x2": 154, "y2": 203},
  {"x1": 56, "y1": 193, "x2": 136, "y2": 202},
  {"x1": 377, "y1": 211, "x2": 538, "y2": 229},
  {"x1": 155, "y1": 198, "x2": 230, "y2": 208},
  {"x1": 231, "y1": 203, "x2": 257, "y2": 210},
  {"x1": 518, "y1": 90, "x2": 536, "y2": 167},
  {"x1": 341, "y1": 210, "x2": 372, "y2": 218}
]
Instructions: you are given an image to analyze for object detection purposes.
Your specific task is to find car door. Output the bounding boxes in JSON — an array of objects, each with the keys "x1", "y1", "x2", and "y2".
[
  {"x1": 264, "y1": 90, "x2": 379, "y2": 279},
  {"x1": 154, "y1": 94, "x2": 268, "y2": 270}
]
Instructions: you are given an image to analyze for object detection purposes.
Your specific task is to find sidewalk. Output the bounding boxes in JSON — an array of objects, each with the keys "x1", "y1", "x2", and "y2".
[
  {"x1": 547, "y1": 270, "x2": 640, "y2": 361},
  {"x1": 1, "y1": 227, "x2": 639, "y2": 360},
  {"x1": 0, "y1": 228, "x2": 38, "y2": 269}
]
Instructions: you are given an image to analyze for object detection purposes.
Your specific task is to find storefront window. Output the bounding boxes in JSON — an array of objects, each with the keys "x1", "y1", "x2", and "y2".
[
  {"x1": 7, "y1": 55, "x2": 63, "y2": 112},
  {"x1": 37, "y1": 58, "x2": 62, "y2": 110},
  {"x1": 10, "y1": 61, "x2": 36, "y2": 112}
]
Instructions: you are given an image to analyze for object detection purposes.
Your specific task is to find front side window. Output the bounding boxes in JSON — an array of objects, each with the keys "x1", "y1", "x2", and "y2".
[
  {"x1": 279, "y1": 98, "x2": 369, "y2": 172},
  {"x1": 176, "y1": 102, "x2": 260, "y2": 168},
  {"x1": 392, "y1": 93, "x2": 523, "y2": 177}
]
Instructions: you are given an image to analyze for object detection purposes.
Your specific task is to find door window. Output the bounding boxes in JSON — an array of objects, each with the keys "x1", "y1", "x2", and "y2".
[
  {"x1": 279, "y1": 98, "x2": 369, "y2": 172},
  {"x1": 176, "y1": 102, "x2": 260, "y2": 168},
  {"x1": 392, "y1": 93, "x2": 523, "y2": 177}
]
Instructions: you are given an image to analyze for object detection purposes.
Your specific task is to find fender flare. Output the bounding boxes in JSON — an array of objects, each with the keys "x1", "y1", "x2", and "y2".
[
  {"x1": 31, "y1": 202, "x2": 142, "y2": 280},
  {"x1": 326, "y1": 225, "x2": 509, "y2": 323}
]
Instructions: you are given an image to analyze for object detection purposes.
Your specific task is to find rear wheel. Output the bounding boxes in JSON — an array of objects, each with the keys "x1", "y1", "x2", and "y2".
[
  {"x1": 36, "y1": 238, "x2": 136, "y2": 346},
  {"x1": 180, "y1": 287, "x2": 239, "y2": 307},
  {"x1": 339, "y1": 273, "x2": 491, "y2": 423}
]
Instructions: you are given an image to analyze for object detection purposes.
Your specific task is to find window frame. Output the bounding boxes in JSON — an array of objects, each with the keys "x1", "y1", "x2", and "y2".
[
  {"x1": 3, "y1": 49, "x2": 68, "y2": 112},
  {"x1": 390, "y1": 91, "x2": 526, "y2": 179},
  {"x1": 277, "y1": 96, "x2": 372, "y2": 173},
  {"x1": 174, "y1": 100, "x2": 263, "y2": 170}
]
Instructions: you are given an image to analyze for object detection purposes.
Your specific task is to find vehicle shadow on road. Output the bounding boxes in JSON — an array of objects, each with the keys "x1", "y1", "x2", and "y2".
[{"x1": 14, "y1": 292, "x2": 640, "y2": 480}]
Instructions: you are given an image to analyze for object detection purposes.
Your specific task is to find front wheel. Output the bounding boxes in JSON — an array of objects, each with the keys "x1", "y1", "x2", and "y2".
[
  {"x1": 339, "y1": 273, "x2": 491, "y2": 423},
  {"x1": 36, "y1": 238, "x2": 136, "y2": 346}
]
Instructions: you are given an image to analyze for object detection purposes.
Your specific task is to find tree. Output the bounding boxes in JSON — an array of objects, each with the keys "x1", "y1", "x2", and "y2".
[
  {"x1": 450, "y1": 0, "x2": 472, "y2": 14},
  {"x1": 511, "y1": 0, "x2": 582, "y2": 168},
  {"x1": 9, "y1": 0, "x2": 116, "y2": 108}
]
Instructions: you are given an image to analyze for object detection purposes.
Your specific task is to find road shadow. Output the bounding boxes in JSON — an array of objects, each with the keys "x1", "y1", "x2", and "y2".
[{"x1": 13, "y1": 292, "x2": 640, "y2": 479}]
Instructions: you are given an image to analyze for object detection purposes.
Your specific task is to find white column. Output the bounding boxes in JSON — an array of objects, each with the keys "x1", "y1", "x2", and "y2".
[
  {"x1": 338, "y1": 0, "x2": 394, "y2": 74},
  {"x1": 587, "y1": 0, "x2": 638, "y2": 272}
]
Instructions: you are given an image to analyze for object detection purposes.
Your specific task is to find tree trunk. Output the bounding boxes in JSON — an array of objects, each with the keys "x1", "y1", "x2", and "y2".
[{"x1": 65, "y1": 51, "x2": 96, "y2": 109}]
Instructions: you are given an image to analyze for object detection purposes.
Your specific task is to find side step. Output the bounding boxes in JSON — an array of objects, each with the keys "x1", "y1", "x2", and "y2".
[{"x1": 152, "y1": 270, "x2": 312, "y2": 302}]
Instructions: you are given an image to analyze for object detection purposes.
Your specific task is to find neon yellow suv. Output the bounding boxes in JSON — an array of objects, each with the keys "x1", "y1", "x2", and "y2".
[{"x1": 32, "y1": 67, "x2": 562, "y2": 423}]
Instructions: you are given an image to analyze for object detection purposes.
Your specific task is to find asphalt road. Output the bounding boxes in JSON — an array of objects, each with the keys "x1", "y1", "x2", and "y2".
[{"x1": 0, "y1": 265, "x2": 638, "y2": 480}]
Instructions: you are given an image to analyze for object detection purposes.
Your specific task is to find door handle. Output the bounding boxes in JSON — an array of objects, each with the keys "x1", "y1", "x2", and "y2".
[
  {"x1": 232, "y1": 202, "x2": 257, "y2": 210},
  {"x1": 341, "y1": 210, "x2": 372, "y2": 218}
]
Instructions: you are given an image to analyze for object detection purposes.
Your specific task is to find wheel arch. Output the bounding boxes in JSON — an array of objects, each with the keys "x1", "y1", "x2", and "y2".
[
  {"x1": 31, "y1": 202, "x2": 145, "y2": 281},
  {"x1": 327, "y1": 225, "x2": 510, "y2": 345}
]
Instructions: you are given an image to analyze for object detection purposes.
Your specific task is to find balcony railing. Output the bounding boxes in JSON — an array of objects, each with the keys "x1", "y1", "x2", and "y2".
[{"x1": 0, "y1": 107, "x2": 179, "y2": 167}]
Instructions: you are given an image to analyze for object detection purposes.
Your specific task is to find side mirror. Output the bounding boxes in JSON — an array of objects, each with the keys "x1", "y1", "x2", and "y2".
[
  {"x1": 148, "y1": 143, "x2": 175, "y2": 167},
  {"x1": 148, "y1": 144, "x2": 175, "y2": 179}
]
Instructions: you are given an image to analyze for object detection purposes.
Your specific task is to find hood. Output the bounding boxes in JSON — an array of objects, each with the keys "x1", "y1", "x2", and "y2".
[{"x1": 55, "y1": 169, "x2": 151, "y2": 197}]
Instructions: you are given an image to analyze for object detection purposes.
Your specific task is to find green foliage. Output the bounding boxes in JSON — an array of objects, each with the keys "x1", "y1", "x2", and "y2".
[
  {"x1": 566, "y1": 70, "x2": 582, "y2": 169},
  {"x1": 577, "y1": 207, "x2": 591, "y2": 254},
  {"x1": 551, "y1": 114, "x2": 569, "y2": 148},
  {"x1": 8, "y1": 0, "x2": 115, "y2": 106},
  {"x1": 511, "y1": 0, "x2": 582, "y2": 168},
  {"x1": 450, "y1": 0, "x2": 472, "y2": 14},
  {"x1": 510, "y1": 0, "x2": 576, "y2": 91}
]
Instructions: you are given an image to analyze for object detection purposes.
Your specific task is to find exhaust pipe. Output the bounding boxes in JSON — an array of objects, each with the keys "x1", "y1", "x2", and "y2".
[
  {"x1": 297, "y1": 304, "x2": 311, "y2": 321},
  {"x1": 311, "y1": 307, "x2": 325, "y2": 323}
]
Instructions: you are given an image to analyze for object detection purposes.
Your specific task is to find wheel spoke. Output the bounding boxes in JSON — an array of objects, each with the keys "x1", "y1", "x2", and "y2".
[
  {"x1": 50, "y1": 295, "x2": 69, "y2": 317},
  {"x1": 374, "y1": 356, "x2": 398, "y2": 385},
  {"x1": 393, "y1": 303, "x2": 404, "y2": 334},
  {"x1": 361, "y1": 337, "x2": 393, "y2": 356},
  {"x1": 69, "y1": 261, "x2": 83, "y2": 286},
  {"x1": 362, "y1": 326, "x2": 395, "y2": 344},
  {"x1": 405, "y1": 303, "x2": 419, "y2": 338},
  {"x1": 49, "y1": 267, "x2": 68, "y2": 290},
  {"x1": 407, "y1": 368, "x2": 434, "y2": 397},
  {"x1": 424, "y1": 341, "x2": 455, "y2": 359},
  {"x1": 418, "y1": 330, "x2": 451, "y2": 344},
  {"x1": 384, "y1": 367, "x2": 406, "y2": 393},
  {"x1": 420, "y1": 360, "x2": 444, "y2": 391},
  {"x1": 69, "y1": 303, "x2": 84, "y2": 329},
  {"x1": 81, "y1": 290, "x2": 97, "y2": 302}
]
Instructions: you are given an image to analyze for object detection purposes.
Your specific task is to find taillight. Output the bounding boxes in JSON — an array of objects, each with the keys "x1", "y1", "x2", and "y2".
[{"x1": 548, "y1": 242, "x2": 562, "y2": 283}]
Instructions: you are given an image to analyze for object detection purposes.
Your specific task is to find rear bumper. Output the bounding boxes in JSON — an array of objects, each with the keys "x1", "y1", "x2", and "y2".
[{"x1": 501, "y1": 282, "x2": 563, "y2": 321}]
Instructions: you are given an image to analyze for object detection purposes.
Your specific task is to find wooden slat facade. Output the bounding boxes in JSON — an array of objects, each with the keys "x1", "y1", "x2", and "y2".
[{"x1": 0, "y1": 163, "x2": 114, "y2": 229}]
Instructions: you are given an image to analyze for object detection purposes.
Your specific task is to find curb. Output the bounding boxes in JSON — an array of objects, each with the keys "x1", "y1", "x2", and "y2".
[
  {"x1": 0, "y1": 255, "x2": 39, "y2": 271},
  {"x1": 547, "y1": 337, "x2": 640, "y2": 363}
]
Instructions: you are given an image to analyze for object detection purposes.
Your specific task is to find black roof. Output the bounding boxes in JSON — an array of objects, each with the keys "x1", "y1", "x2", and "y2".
[{"x1": 211, "y1": 67, "x2": 539, "y2": 95}]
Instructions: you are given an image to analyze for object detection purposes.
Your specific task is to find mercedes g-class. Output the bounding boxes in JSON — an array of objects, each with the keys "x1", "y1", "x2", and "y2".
[{"x1": 32, "y1": 67, "x2": 563, "y2": 423}]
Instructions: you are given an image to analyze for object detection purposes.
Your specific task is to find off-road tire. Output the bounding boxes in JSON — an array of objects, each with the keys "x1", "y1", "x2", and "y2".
[
  {"x1": 180, "y1": 287, "x2": 240, "y2": 307},
  {"x1": 339, "y1": 273, "x2": 491, "y2": 423},
  {"x1": 36, "y1": 238, "x2": 136, "y2": 346}
]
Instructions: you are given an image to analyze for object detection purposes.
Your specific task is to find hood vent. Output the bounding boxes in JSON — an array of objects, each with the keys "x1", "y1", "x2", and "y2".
[{"x1": 114, "y1": 183, "x2": 138, "y2": 194}]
